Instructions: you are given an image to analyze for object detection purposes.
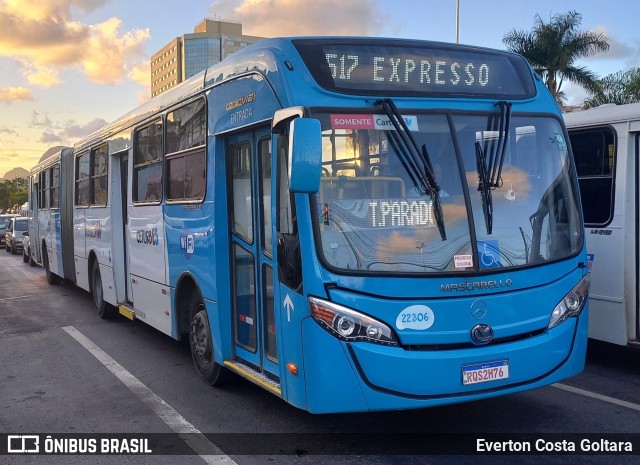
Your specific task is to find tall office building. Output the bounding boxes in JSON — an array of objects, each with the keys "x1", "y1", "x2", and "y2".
[{"x1": 151, "y1": 19, "x2": 264, "y2": 98}]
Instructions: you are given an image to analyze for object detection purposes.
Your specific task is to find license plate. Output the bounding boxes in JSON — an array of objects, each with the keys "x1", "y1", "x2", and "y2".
[{"x1": 462, "y1": 360, "x2": 509, "y2": 385}]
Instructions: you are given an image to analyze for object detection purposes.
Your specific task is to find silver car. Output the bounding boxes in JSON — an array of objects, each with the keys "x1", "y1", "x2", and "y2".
[
  {"x1": 5, "y1": 216, "x2": 29, "y2": 255},
  {"x1": 0, "y1": 214, "x2": 18, "y2": 248}
]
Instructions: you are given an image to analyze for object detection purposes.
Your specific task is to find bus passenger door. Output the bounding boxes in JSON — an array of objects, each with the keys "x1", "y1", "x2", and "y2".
[
  {"x1": 109, "y1": 151, "x2": 129, "y2": 303},
  {"x1": 30, "y1": 175, "x2": 41, "y2": 263},
  {"x1": 227, "y1": 127, "x2": 278, "y2": 379}
]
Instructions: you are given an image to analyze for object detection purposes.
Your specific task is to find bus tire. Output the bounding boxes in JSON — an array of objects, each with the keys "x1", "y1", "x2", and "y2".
[
  {"x1": 43, "y1": 248, "x2": 61, "y2": 285},
  {"x1": 92, "y1": 260, "x2": 116, "y2": 319},
  {"x1": 189, "y1": 297, "x2": 227, "y2": 386}
]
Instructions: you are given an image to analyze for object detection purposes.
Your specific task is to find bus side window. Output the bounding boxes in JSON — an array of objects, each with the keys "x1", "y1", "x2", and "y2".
[
  {"x1": 569, "y1": 128, "x2": 615, "y2": 226},
  {"x1": 133, "y1": 120, "x2": 163, "y2": 204}
]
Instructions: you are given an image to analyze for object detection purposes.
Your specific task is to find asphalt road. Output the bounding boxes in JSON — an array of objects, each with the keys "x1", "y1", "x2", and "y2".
[{"x1": 0, "y1": 250, "x2": 638, "y2": 464}]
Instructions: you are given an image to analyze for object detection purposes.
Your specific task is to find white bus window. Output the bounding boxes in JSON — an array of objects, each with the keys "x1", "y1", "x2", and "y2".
[
  {"x1": 569, "y1": 127, "x2": 615, "y2": 226},
  {"x1": 50, "y1": 165, "x2": 59, "y2": 209},
  {"x1": 91, "y1": 144, "x2": 108, "y2": 206},
  {"x1": 75, "y1": 152, "x2": 90, "y2": 207},
  {"x1": 134, "y1": 120, "x2": 163, "y2": 203}
]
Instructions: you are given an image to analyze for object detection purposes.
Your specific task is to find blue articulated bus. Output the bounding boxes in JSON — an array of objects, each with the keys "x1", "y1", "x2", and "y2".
[{"x1": 30, "y1": 37, "x2": 589, "y2": 413}]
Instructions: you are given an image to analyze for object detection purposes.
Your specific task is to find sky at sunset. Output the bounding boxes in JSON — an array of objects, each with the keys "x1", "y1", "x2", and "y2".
[{"x1": 1, "y1": 0, "x2": 639, "y2": 177}]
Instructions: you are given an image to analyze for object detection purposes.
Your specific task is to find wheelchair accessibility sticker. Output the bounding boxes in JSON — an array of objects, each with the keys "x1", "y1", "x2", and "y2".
[{"x1": 478, "y1": 240, "x2": 501, "y2": 269}]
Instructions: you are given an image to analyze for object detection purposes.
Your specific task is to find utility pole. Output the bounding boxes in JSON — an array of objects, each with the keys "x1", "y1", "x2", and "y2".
[{"x1": 456, "y1": 0, "x2": 460, "y2": 44}]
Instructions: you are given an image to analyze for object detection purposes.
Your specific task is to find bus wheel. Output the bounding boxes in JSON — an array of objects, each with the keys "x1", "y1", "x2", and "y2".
[
  {"x1": 43, "y1": 249, "x2": 61, "y2": 285},
  {"x1": 189, "y1": 298, "x2": 227, "y2": 386},
  {"x1": 92, "y1": 260, "x2": 116, "y2": 319}
]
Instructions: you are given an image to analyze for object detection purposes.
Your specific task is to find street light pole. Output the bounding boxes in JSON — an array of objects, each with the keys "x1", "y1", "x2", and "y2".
[{"x1": 456, "y1": 0, "x2": 460, "y2": 44}]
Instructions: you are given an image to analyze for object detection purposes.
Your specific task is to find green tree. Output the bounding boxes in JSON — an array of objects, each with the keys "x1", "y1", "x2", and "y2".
[
  {"x1": 584, "y1": 68, "x2": 640, "y2": 108},
  {"x1": 0, "y1": 182, "x2": 9, "y2": 212},
  {"x1": 503, "y1": 11, "x2": 610, "y2": 105},
  {"x1": 9, "y1": 186, "x2": 28, "y2": 210},
  {"x1": 0, "y1": 179, "x2": 28, "y2": 212}
]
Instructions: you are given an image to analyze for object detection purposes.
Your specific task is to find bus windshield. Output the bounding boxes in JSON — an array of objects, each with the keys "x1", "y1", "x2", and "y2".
[{"x1": 313, "y1": 112, "x2": 582, "y2": 273}]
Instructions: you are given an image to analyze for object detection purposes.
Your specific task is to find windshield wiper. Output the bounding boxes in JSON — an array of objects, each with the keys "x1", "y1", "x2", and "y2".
[
  {"x1": 476, "y1": 101, "x2": 512, "y2": 234},
  {"x1": 475, "y1": 141, "x2": 493, "y2": 234},
  {"x1": 376, "y1": 98, "x2": 446, "y2": 240}
]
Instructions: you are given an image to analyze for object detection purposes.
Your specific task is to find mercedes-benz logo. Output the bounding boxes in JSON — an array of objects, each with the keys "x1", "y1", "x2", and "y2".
[
  {"x1": 470, "y1": 300, "x2": 487, "y2": 319},
  {"x1": 470, "y1": 324, "x2": 494, "y2": 345}
]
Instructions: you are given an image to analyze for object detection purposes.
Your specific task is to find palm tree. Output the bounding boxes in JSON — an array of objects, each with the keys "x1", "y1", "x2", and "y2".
[{"x1": 503, "y1": 11, "x2": 609, "y2": 104}]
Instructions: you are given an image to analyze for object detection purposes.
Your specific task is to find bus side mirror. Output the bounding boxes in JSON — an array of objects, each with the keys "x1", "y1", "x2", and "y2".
[{"x1": 288, "y1": 118, "x2": 321, "y2": 193}]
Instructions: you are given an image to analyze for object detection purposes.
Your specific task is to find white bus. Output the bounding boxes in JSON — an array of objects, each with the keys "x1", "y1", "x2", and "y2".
[{"x1": 564, "y1": 102, "x2": 640, "y2": 347}]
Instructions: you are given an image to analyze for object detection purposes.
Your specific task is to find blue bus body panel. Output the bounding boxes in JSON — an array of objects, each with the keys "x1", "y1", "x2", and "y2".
[
  {"x1": 209, "y1": 74, "x2": 282, "y2": 134},
  {"x1": 302, "y1": 309, "x2": 587, "y2": 413},
  {"x1": 164, "y1": 201, "x2": 216, "y2": 295},
  {"x1": 296, "y1": 267, "x2": 587, "y2": 412}
]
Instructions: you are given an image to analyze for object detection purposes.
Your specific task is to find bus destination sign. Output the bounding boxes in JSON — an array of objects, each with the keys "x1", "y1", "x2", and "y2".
[{"x1": 293, "y1": 40, "x2": 536, "y2": 99}]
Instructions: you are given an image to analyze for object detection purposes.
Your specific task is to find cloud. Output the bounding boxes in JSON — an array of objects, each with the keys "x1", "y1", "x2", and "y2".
[
  {"x1": 590, "y1": 26, "x2": 634, "y2": 59},
  {"x1": 31, "y1": 111, "x2": 57, "y2": 128},
  {"x1": 0, "y1": 86, "x2": 34, "y2": 103},
  {"x1": 0, "y1": 127, "x2": 19, "y2": 137},
  {"x1": 83, "y1": 18, "x2": 150, "y2": 84},
  {"x1": 128, "y1": 60, "x2": 151, "y2": 103},
  {"x1": 30, "y1": 112, "x2": 107, "y2": 144},
  {"x1": 0, "y1": 150, "x2": 21, "y2": 161},
  {"x1": 129, "y1": 60, "x2": 150, "y2": 86},
  {"x1": 209, "y1": 0, "x2": 385, "y2": 37},
  {"x1": 0, "y1": 0, "x2": 149, "y2": 86},
  {"x1": 589, "y1": 26, "x2": 640, "y2": 68},
  {"x1": 2, "y1": 0, "x2": 108, "y2": 22},
  {"x1": 22, "y1": 65, "x2": 62, "y2": 88},
  {"x1": 62, "y1": 118, "x2": 108, "y2": 139},
  {"x1": 0, "y1": 148, "x2": 43, "y2": 175},
  {"x1": 40, "y1": 132, "x2": 64, "y2": 144}
]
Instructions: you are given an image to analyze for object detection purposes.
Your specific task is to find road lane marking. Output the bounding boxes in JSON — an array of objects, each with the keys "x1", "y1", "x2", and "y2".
[
  {"x1": 0, "y1": 295, "x2": 36, "y2": 303},
  {"x1": 553, "y1": 383, "x2": 640, "y2": 412},
  {"x1": 62, "y1": 325, "x2": 237, "y2": 465}
]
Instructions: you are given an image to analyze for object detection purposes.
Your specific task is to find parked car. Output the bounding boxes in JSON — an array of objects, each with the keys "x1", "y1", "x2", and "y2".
[
  {"x1": 22, "y1": 232, "x2": 36, "y2": 266},
  {"x1": 0, "y1": 214, "x2": 18, "y2": 248},
  {"x1": 5, "y1": 216, "x2": 29, "y2": 255}
]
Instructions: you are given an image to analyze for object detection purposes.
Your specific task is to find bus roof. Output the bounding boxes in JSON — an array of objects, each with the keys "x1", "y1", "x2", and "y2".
[
  {"x1": 31, "y1": 146, "x2": 71, "y2": 175},
  {"x1": 563, "y1": 102, "x2": 640, "y2": 127}
]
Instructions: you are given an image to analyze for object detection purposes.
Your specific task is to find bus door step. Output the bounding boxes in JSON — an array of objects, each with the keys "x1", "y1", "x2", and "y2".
[
  {"x1": 118, "y1": 303, "x2": 135, "y2": 320},
  {"x1": 223, "y1": 360, "x2": 282, "y2": 397}
]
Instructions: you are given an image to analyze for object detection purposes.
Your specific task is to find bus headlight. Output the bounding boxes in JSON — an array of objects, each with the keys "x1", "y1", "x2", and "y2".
[
  {"x1": 548, "y1": 275, "x2": 589, "y2": 329},
  {"x1": 308, "y1": 296, "x2": 398, "y2": 346}
]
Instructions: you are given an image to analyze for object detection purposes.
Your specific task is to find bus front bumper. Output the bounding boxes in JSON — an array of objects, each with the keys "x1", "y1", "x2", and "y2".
[{"x1": 300, "y1": 309, "x2": 587, "y2": 413}]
